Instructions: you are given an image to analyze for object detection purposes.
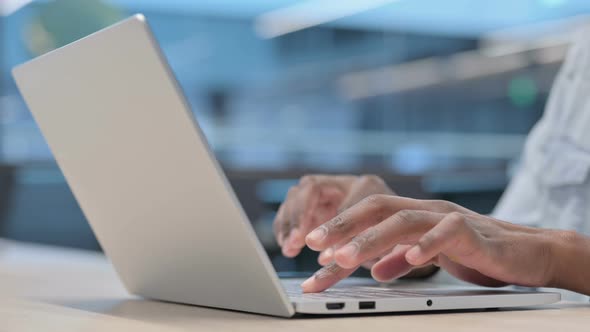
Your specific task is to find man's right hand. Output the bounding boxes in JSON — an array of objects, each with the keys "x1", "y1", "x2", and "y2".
[{"x1": 273, "y1": 175, "x2": 394, "y2": 261}]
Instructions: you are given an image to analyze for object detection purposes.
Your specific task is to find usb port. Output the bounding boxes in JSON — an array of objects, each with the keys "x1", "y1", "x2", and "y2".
[
  {"x1": 359, "y1": 301, "x2": 375, "y2": 310},
  {"x1": 326, "y1": 302, "x2": 345, "y2": 310}
]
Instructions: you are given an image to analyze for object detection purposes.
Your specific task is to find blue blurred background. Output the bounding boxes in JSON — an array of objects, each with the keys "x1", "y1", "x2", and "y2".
[{"x1": 1, "y1": 0, "x2": 589, "y2": 272}]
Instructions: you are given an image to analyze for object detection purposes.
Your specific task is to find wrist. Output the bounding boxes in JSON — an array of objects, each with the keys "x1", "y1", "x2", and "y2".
[{"x1": 545, "y1": 229, "x2": 590, "y2": 294}]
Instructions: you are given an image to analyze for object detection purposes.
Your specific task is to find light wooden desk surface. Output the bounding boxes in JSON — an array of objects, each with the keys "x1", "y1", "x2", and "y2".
[{"x1": 1, "y1": 239, "x2": 589, "y2": 332}]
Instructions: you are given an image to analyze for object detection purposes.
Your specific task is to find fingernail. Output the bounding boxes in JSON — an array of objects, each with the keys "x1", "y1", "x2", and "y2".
[
  {"x1": 306, "y1": 227, "x2": 327, "y2": 243},
  {"x1": 405, "y1": 246, "x2": 421, "y2": 263},
  {"x1": 338, "y1": 243, "x2": 359, "y2": 258}
]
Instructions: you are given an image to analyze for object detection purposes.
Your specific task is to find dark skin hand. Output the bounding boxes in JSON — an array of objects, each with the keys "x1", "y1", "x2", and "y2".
[
  {"x1": 274, "y1": 174, "x2": 590, "y2": 295},
  {"x1": 274, "y1": 175, "x2": 393, "y2": 263},
  {"x1": 274, "y1": 174, "x2": 436, "y2": 280}
]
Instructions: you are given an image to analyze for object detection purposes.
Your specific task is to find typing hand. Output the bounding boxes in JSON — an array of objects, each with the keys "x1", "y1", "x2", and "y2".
[
  {"x1": 301, "y1": 195, "x2": 558, "y2": 293},
  {"x1": 273, "y1": 175, "x2": 394, "y2": 263}
]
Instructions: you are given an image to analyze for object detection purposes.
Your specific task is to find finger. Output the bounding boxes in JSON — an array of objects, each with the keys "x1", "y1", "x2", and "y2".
[
  {"x1": 301, "y1": 262, "x2": 358, "y2": 293},
  {"x1": 371, "y1": 245, "x2": 414, "y2": 282},
  {"x1": 405, "y1": 212, "x2": 475, "y2": 266},
  {"x1": 273, "y1": 203, "x2": 287, "y2": 247},
  {"x1": 306, "y1": 194, "x2": 399, "y2": 251},
  {"x1": 281, "y1": 187, "x2": 301, "y2": 257},
  {"x1": 276, "y1": 175, "x2": 351, "y2": 256},
  {"x1": 312, "y1": 186, "x2": 344, "y2": 225},
  {"x1": 284, "y1": 182, "x2": 346, "y2": 256},
  {"x1": 317, "y1": 248, "x2": 334, "y2": 266},
  {"x1": 284, "y1": 175, "x2": 349, "y2": 242},
  {"x1": 401, "y1": 213, "x2": 508, "y2": 288},
  {"x1": 361, "y1": 258, "x2": 380, "y2": 270},
  {"x1": 371, "y1": 245, "x2": 438, "y2": 281},
  {"x1": 333, "y1": 210, "x2": 444, "y2": 269},
  {"x1": 318, "y1": 243, "x2": 344, "y2": 266},
  {"x1": 283, "y1": 229, "x2": 303, "y2": 257},
  {"x1": 295, "y1": 174, "x2": 380, "y2": 248},
  {"x1": 279, "y1": 186, "x2": 299, "y2": 245},
  {"x1": 306, "y1": 196, "x2": 464, "y2": 252},
  {"x1": 298, "y1": 186, "x2": 344, "y2": 257},
  {"x1": 364, "y1": 244, "x2": 408, "y2": 270},
  {"x1": 283, "y1": 182, "x2": 320, "y2": 252}
]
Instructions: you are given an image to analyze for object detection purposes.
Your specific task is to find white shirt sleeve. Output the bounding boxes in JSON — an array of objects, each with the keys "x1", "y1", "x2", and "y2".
[{"x1": 492, "y1": 26, "x2": 590, "y2": 235}]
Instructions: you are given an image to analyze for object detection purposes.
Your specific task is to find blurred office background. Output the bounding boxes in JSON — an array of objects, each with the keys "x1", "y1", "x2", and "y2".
[{"x1": 1, "y1": 0, "x2": 589, "y2": 273}]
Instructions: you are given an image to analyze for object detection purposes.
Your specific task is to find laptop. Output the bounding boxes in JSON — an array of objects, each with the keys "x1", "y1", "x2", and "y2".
[{"x1": 12, "y1": 14, "x2": 560, "y2": 317}]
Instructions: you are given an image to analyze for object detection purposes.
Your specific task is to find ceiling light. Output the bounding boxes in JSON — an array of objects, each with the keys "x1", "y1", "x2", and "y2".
[
  {"x1": 0, "y1": 0, "x2": 36, "y2": 16},
  {"x1": 255, "y1": 0, "x2": 403, "y2": 38}
]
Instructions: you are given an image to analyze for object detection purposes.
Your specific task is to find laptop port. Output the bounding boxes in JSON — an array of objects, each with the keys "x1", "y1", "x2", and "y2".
[
  {"x1": 359, "y1": 301, "x2": 375, "y2": 310},
  {"x1": 326, "y1": 302, "x2": 345, "y2": 310}
]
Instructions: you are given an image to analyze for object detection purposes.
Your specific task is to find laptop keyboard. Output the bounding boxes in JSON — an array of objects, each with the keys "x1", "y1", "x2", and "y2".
[
  {"x1": 281, "y1": 279, "x2": 519, "y2": 300},
  {"x1": 283, "y1": 282, "x2": 434, "y2": 300}
]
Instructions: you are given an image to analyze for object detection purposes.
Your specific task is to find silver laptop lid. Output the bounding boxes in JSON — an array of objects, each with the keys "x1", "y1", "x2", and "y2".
[{"x1": 12, "y1": 14, "x2": 294, "y2": 317}]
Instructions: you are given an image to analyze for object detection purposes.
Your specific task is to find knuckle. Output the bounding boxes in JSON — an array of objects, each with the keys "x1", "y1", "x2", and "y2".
[
  {"x1": 428, "y1": 200, "x2": 459, "y2": 212},
  {"x1": 358, "y1": 174, "x2": 385, "y2": 186},
  {"x1": 305, "y1": 181, "x2": 319, "y2": 194},
  {"x1": 299, "y1": 175, "x2": 316, "y2": 186},
  {"x1": 362, "y1": 194, "x2": 387, "y2": 208},
  {"x1": 352, "y1": 227, "x2": 379, "y2": 251},
  {"x1": 299, "y1": 176, "x2": 322, "y2": 196},
  {"x1": 313, "y1": 262, "x2": 342, "y2": 280},
  {"x1": 395, "y1": 209, "x2": 417, "y2": 225},
  {"x1": 362, "y1": 194, "x2": 391, "y2": 220},
  {"x1": 326, "y1": 214, "x2": 352, "y2": 234},
  {"x1": 446, "y1": 212, "x2": 466, "y2": 227}
]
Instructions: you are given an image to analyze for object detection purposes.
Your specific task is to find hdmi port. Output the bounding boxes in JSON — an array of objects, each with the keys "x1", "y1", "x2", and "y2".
[{"x1": 326, "y1": 302, "x2": 345, "y2": 310}]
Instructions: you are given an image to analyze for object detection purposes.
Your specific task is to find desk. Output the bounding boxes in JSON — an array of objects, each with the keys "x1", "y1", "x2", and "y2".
[{"x1": 1, "y1": 239, "x2": 590, "y2": 331}]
